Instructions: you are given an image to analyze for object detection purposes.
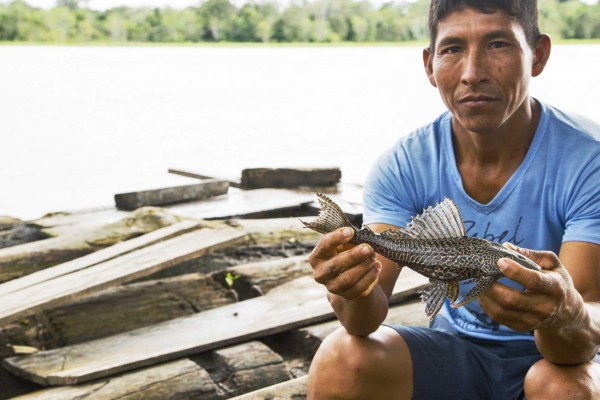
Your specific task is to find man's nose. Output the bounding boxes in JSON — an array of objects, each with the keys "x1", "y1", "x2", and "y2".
[{"x1": 461, "y1": 49, "x2": 489, "y2": 86}]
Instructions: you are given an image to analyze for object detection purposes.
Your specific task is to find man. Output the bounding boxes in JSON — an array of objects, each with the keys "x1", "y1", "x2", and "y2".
[{"x1": 306, "y1": 1, "x2": 600, "y2": 399}]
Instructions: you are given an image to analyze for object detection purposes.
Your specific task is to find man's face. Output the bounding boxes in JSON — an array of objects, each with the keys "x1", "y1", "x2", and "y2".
[{"x1": 424, "y1": 7, "x2": 541, "y2": 134}]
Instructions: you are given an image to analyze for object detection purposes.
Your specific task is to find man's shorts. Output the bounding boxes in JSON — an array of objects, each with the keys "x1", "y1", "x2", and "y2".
[{"x1": 386, "y1": 316, "x2": 600, "y2": 400}]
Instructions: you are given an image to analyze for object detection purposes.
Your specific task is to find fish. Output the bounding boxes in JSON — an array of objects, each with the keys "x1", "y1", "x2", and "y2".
[{"x1": 301, "y1": 193, "x2": 541, "y2": 319}]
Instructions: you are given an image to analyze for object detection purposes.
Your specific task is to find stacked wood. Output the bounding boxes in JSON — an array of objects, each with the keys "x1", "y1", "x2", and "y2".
[
  {"x1": 10, "y1": 340, "x2": 295, "y2": 400},
  {"x1": 114, "y1": 179, "x2": 229, "y2": 210},
  {"x1": 0, "y1": 207, "x2": 183, "y2": 283},
  {"x1": 0, "y1": 254, "x2": 313, "y2": 352},
  {"x1": 0, "y1": 225, "x2": 246, "y2": 326},
  {"x1": 0, "y1": 183, "x2": 437, "y2": 399},
  {"x1": 3, "y1": 270, "x2": 427, "y2": 387},
  {"x1": 167, "y1": 167, "x2": 343, "y2": 191}
]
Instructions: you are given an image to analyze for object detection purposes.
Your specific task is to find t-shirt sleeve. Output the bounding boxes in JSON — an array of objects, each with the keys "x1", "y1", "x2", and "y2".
[
  {"x1": 362, "y1": 144, "x2": 417, "y2": 228},
  {"x1": 562, "y1": 153, "x2": 600, "y2": 245}
]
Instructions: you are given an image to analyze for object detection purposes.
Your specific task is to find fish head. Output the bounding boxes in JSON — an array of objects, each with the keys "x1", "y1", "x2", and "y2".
[{"x1": 498, "y1": 245, "x2": 542, "y2": 272}]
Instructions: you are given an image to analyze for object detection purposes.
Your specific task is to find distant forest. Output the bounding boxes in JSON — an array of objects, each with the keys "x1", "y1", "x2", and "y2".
[{"x1": 1, "y1": 0, "x2": 599, "y2": 43}]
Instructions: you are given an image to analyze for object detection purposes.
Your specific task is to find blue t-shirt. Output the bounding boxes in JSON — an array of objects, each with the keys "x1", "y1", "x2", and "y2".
[{"x1": 363, "y1": 101, "x2": 600, "y2": 341}]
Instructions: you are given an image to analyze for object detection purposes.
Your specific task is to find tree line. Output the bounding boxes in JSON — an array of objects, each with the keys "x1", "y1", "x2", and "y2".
[{"x1": 0, "y1": 0, "x2": 599, "y2": 43}]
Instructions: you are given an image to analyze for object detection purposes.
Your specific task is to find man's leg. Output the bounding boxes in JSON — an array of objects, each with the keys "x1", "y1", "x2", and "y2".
[
  {"x1": 307, "y1": 325, "x2": 413, "y2": 400},
  {"x1": 525, "y1": 359, "x2": 600, "y2": 399}
]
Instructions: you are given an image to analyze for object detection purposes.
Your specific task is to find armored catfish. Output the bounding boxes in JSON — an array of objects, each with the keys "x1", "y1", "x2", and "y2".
[{"x1": 302, "y1": 193, "x2": 541, "y2": 318}]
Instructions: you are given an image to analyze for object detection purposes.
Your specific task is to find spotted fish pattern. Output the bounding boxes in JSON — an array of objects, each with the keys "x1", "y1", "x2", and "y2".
[{"x1": 302, "y1": 193, "x2": 541, "y2": 318}]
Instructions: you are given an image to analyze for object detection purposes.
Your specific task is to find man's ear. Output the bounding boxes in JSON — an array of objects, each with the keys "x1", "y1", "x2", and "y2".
[
  {"x1": 532, "y1": 34, "x2": 551, "y2": 77},
  {"x1": 423, "y1": 47, "x2": 437, "y2": 87}
]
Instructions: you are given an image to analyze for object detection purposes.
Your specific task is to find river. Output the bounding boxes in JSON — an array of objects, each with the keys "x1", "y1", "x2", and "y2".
[{"x1": 0, "y1": 44, "x2": 598, "y2": 219}]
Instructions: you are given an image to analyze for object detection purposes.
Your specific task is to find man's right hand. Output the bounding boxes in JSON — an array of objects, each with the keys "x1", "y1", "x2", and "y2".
[{"x1": 308, "y1": 227, "x2": 382, "y2": 300}]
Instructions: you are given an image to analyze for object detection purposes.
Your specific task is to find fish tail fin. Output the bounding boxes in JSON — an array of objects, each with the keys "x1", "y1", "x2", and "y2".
[
  {"x1": 419, "y1": 280, "x2": 449, "y2": 319},
  {"x1": 301, "y1": 193, "x2": 355, "y2": 235}
]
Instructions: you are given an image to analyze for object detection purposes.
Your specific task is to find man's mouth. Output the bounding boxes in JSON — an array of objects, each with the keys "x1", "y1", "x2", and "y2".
[{"x1": 458, "y1": 94, "x2": 497, "y2": 107}]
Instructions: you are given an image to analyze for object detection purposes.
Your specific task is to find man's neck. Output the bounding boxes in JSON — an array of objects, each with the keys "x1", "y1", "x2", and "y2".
[{"x1": 452, "y1": 97, "x2": 541, "y2": 204}]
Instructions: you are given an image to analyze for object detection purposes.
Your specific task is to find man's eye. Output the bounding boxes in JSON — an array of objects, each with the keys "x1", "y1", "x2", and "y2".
[
  {"x1": 442, "y1": 46, "x2": 461, "y2": 54},
  {"x1": 490, "y1": 41, "x2": 508, "y2": 49}
]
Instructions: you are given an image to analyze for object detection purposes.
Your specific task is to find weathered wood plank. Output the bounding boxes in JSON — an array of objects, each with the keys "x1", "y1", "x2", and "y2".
[
  {"x1": 4, "y1": 270, "x2": 428, "y2": 386},
  {"x1": 0, "y1": 227, "x2": 247, "y2": 326},
  {"x1": 168, "y1": 168, "x2": 242, "y2": 189},
  {"x1": 30, "y1": 207, "x2": 127, "y2": 229},
  {"x1": 167, "y1": 189, "x2": 314, "y2": 220},
  {"x1": 9, "y1": 359, "x2": 219, "y2": 400},
  {"x1": 0, "y1": 207, "x2": 183, "y2": 284},
  {"x1": 230, "y1": 376, "x2": 308, "y2": 400},
  {"x1": 0, "y1": 220, "x2": 202, "y2": 298},
  {"x1": 192, "y1": 341, "x2": 292, "y2": 398},
  {"x1": 114, "y1": 179, "x2": 229, "y2": 210},
  {"x1": 240, "y1": 168, "x2": 341, "y2": 189},
  {"x1": 0, "y1": 257, "x2": 311, "y2": 351}
]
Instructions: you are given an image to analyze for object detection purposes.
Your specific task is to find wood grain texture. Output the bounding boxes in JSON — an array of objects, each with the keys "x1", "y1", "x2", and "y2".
[
  {"x1": 4, "y1": 270, "x2": 428, "y2": 386},
  {"x1": 0, "y1": 227, "x2": 246, "y2": 326},
  {"x1": 114, "y1": 179, "x2": 229, "y2": 210},
  {"x1": 0, "y1": 220, "x2": 202, "y2": 298}
]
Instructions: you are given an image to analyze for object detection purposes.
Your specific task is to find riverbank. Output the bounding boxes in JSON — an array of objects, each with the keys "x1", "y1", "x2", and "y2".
[{"x1": 2, "y1": 39, "x2": 600, "y2": 46}]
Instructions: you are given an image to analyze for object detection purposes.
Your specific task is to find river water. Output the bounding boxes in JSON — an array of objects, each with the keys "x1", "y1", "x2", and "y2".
[{"x1": 1, "y1": 44, "x2": 599, "y2": 220}]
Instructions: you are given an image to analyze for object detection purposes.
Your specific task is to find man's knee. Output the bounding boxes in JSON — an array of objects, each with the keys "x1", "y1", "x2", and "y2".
[
  {"x1": 525, "y1": 358, "x2": 600, "y2": 400},
  {"x1": 307, "y1": 326, "x2": 412, "y2": 399}
]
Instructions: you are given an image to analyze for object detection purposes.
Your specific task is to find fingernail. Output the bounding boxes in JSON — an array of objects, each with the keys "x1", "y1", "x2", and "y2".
[
  {"x1": 498, "y1": 258, "x2": 509, "y2": 271},
  {"x1": 374, "y1": 261, "x2": 382, "y2": 271},
  {"x1": 342, "y1": 228, "x2": 353, "y2": 237},
  {"x1": 361, "y1": 245, "x2": 372, "y2": 255}
]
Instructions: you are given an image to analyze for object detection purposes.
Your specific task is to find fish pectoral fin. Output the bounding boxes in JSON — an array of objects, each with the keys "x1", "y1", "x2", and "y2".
[
  {"x1": 419, "y1": 280, "x2": 449, "y2": 319},
  {"x1": 448, "y1": 280, "x2": 459, "y2": 303},
  {"x1": 451, "y1": 276, "x2": 496, "y2": 309}
]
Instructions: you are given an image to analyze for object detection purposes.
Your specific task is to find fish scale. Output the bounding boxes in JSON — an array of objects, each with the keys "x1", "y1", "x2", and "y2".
[{"x1": 302, "y1": 193, "x2": 541, "y2": 319}]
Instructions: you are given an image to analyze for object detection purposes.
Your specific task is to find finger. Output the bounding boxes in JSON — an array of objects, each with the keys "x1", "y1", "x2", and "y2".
[
  {"x1": 314, "y1": 244, "x2": 376, "y2": 284},
  {"x1": 498, "y1": 257, "x2": 555, "y2": 294},
  {"x1": 334, "y1": 260, "x2": 382, "y2": 299},
  {"x1": 502, "y1": 243, "x2": 560, "y2": 271},
  {"x1": 310, "y1": 227, "x2": 354, "y2": 262},
  {"x1": 479, "y1": 293, "x2": 542, "y2": 331},
  {"x1": 483, "y1": 282, "x2": 551, "y2": 312}
]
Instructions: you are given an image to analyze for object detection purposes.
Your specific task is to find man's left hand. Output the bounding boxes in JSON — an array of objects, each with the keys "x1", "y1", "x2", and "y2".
[{"x1": 479, "y1": 244, "x2": 585, "y2": 332}]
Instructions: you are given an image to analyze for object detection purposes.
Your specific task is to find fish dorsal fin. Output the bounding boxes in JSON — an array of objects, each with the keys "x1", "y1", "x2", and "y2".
[
  {"x1": 404, "y1": 198, "x2": 466, "y2": 239},
  {"x1": 380, "y1": 229, "x2": 413, "y2": 240}
]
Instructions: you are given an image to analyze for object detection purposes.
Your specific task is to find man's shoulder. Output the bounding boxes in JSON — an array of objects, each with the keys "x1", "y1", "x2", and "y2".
[{"x1": 542, "y1": 102, "x2": 600, "y2": 144}]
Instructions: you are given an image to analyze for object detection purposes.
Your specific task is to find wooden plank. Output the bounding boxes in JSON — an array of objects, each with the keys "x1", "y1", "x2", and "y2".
[
  {"x1": 9, "y1": 359, "x2": 218, "y2": 400},
  {"x1": 168, "y1": 167, "x2": 242, "y2": 188},
  {"x1": 167, "y1": 188, "x2": 314, "y2": 220},
  {"x1": 114, "y1": 179, "x2": 229, "y2": 210},
  {"x1": 240, "y1": 168, "x2": 341, "y2": 189},
  {"x1": 230, "y1": 376, "x2": 309, "y2": 400},
  {"x1": 0, "y1": 227, "x2": 247, "y2": 326},
  {"x1": 3, "y1": 270, "x2": 428, "y2": 386},
  {"x1": 31, "y1": 207, "x2": 128, "y2": 229},
  {"x1": 0, "y1": 220, "x2": 202, "y2": 299}
]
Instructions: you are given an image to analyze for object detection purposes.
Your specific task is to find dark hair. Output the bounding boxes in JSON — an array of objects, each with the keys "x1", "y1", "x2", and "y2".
[{"x1": 428, "y1": 0, "x2": 541, "y2": 51}]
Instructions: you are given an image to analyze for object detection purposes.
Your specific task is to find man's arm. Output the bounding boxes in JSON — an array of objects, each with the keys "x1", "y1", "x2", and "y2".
[
  {"x1": 480, "y1": 242, "x2": 600, "y2": 365},
  {"x1": 308, "y1": 224, "x2": 401, "y2": 336}
]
